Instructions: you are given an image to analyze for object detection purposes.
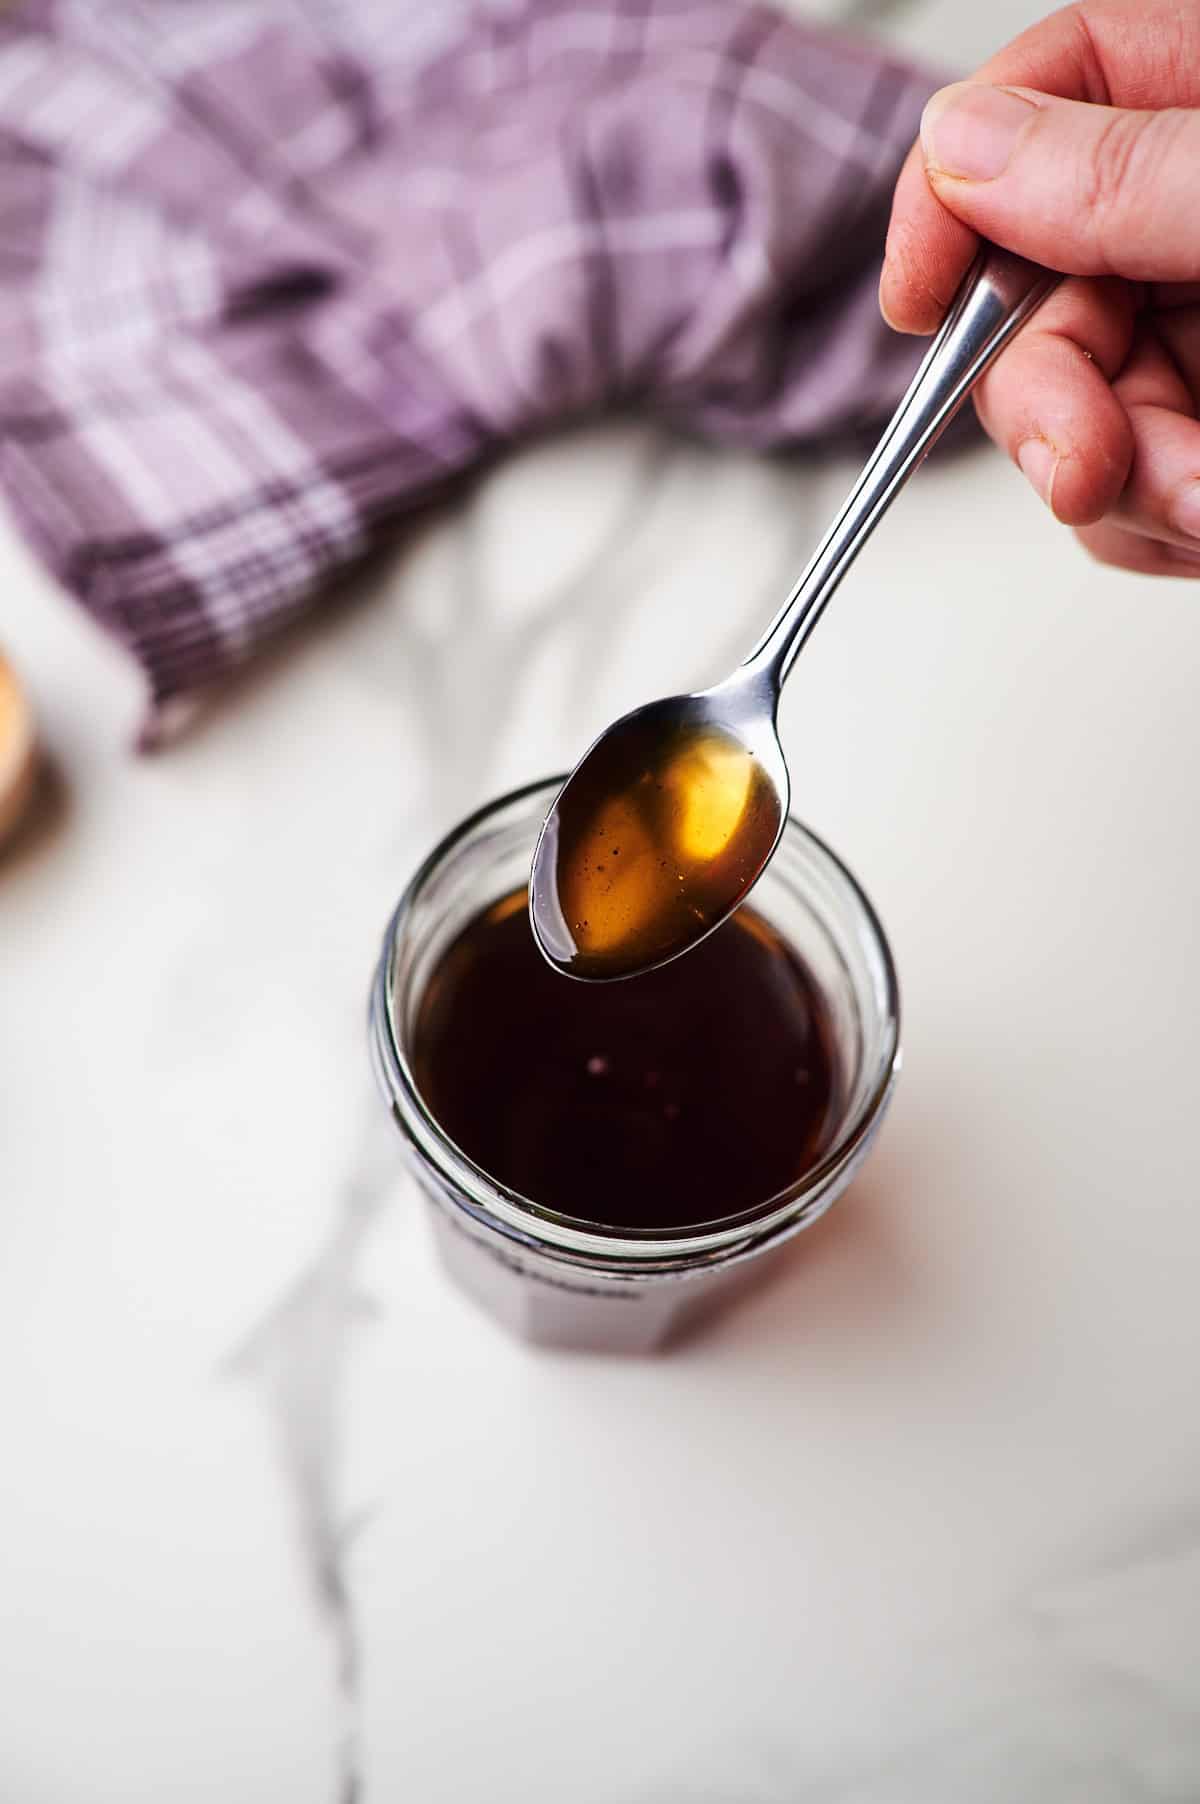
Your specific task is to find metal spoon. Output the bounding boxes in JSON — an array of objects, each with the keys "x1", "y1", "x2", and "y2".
[{"x1": 531, "y1": 246, "x2": 1058, "y2": 981}]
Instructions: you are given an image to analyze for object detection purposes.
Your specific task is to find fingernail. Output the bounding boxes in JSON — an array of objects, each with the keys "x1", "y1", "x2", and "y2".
[
  {"x1": 1169, "y1": 481, "x2": 1200, "y2": 540},
  {"x1": 1017, "y1": 438, "x2": 1059, "y2": 510},
  {"x1": 921, "y1": 83, "x2": 1037, "y2": 181}
]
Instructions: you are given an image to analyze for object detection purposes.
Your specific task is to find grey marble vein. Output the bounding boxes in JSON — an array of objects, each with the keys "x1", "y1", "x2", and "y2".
[{"x1": 226, "y1": 1110, "x2": 401, "y2": 1804}]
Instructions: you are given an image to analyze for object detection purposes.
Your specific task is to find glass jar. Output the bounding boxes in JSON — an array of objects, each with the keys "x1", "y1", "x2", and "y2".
[{"x1": 369, "y1": 778, "x2": 900, "y2": 1353}]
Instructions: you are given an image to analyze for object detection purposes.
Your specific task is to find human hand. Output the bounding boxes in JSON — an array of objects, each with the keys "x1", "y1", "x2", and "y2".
[{"x1": 881, "y1": 0, "x2": 1200, "y2": 577}]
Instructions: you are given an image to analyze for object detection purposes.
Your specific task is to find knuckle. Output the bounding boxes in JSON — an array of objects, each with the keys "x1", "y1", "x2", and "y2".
[
  {"x1": 1065, "y1": 6, "x2": 1112, "y2": 106},
  {"x1": 1081, "y1": 110, "x2": 1187, "y2": 272},
  {"x1": 1081, "y1": 114, "x2": 1142, "y2": 260}
]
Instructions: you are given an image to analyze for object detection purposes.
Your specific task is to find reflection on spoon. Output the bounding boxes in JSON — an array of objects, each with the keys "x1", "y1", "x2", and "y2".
[{"x1": 530, "y1": 698, "x2": 784, "y2": 981}]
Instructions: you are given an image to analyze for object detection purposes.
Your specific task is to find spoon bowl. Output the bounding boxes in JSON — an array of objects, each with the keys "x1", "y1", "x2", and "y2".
[{"x1": 530, "y1": 671, "x2": 789, "y2": 981}]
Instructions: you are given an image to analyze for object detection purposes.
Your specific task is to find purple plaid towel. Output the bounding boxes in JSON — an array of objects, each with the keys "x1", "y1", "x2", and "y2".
[{"x1": 0, "y1": 0, "x2": 939, "y2": 717}]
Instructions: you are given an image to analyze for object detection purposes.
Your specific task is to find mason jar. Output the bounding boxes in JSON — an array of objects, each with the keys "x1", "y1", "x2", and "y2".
[{"x1": 369, "y1": 778, "x2": 900, "y2": 1353}]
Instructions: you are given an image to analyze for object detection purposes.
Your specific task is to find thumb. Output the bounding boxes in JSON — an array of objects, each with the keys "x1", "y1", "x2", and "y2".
[{"x1": 919, "y1": 82, "x2": 1200, "y2": 282}]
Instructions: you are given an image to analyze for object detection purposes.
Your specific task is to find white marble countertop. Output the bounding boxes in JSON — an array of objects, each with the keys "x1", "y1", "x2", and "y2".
[{"x1": 4, "y1": 3, "x2": 1200, "y2": 1800}]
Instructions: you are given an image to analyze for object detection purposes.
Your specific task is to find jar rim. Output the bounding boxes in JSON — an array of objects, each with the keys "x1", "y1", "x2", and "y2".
[{"x1": 371, "y1": 777, "x2": 901, "y2": 1268}]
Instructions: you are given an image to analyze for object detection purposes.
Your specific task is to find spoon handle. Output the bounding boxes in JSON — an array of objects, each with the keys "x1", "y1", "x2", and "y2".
[{"x1": 743, "y1": 246, "x2": 1059, "y2": 692}]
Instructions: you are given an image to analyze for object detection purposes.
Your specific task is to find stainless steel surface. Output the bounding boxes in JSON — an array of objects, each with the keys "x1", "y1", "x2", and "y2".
[
  {"x1": 531, "y1": 246, "x2": 1058, "y2": 977},
  {"x1": 743, "y1": 245, "x2": 1059, "y2": 689}
]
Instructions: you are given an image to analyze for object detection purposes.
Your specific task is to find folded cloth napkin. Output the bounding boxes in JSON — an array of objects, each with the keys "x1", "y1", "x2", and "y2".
[{"x1": 0, "y1": 0, "x2": 941, "y2": 719}]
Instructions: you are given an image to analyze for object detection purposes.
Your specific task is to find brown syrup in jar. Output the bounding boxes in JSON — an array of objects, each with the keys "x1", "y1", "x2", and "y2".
[
  {"x1": 412, "y1": 888, "x2": 842, "y2": 1232},
  {"x1": 530, "y1": 719, "x2": 783, "y2": 980}
]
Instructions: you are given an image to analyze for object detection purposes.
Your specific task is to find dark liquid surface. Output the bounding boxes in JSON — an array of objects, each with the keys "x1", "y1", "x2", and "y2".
[
  {"x1": 530, "y1": 716, "x2": 782, "y2": 980},
  {"x1": 412, "y1": 889, "x2": 842, "y2": 1232}
]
